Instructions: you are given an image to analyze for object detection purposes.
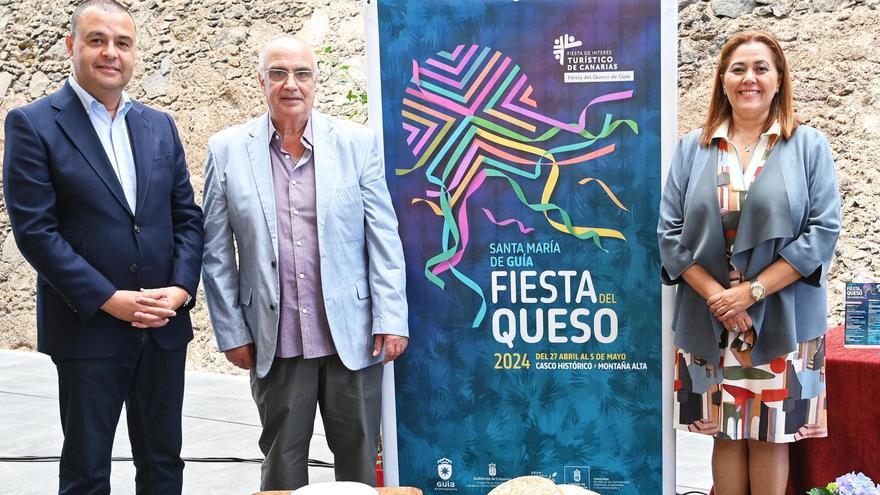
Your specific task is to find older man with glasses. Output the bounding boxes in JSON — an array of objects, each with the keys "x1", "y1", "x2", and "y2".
[{"x1": 201, "y1": 36, "x2": 409, "y2": 491}]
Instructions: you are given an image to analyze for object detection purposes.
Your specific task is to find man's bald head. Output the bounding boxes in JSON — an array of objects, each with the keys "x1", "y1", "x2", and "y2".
[
  {"x1": 257, "y1": 36, "x2": 317, "y2": 128},
  {"x1": 71, "y1": 0, "x2": 134, "y2": 36},
  {"x1": 258, "y1": 36, "x2": 317, "y2": 74}
]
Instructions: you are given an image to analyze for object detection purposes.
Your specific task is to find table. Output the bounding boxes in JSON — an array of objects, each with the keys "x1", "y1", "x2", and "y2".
[{"x1": 786, "y1": 325, "x2": 880, "y2": 494}]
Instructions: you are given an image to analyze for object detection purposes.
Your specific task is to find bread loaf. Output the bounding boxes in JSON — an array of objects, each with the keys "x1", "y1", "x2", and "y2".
[
  {"x1": 293, "y1": 481, "x2": 379, "y2": 495},
  {"x1": 557, "y1": 485, "x2": 600, "y2": 495},
  {"x1": 487, "y1": 476, "x2": 561, "y2": 495}
]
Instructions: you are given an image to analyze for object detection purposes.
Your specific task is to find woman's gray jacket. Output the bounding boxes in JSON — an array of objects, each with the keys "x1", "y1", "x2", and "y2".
[{"x1": 657, "y1": 125, "x2": 841, "y2": 366}]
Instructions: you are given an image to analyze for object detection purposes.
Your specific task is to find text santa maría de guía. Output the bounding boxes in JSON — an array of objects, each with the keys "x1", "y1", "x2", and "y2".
[{"x1": 488, "y1": 241, "x2": 561, "y2": 255}]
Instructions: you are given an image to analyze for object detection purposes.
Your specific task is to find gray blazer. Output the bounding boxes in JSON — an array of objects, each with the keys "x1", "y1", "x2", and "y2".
[
  {"x1": 202, "y1": 111, "x2": 409, "y2": 378},
  {"x1": 658, "y1": 125, "x2": 841, "y2": 366}
]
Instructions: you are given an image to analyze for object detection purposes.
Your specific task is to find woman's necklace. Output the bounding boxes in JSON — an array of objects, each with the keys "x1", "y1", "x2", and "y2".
[{"x1": 733, "y1": 133, "x2": 761, "y2": 153}]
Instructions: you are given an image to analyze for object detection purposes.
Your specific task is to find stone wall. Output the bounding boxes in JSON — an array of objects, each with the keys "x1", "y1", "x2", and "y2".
[{"x1": 1, "y1": 0, "x2": 878, "y2": 373}]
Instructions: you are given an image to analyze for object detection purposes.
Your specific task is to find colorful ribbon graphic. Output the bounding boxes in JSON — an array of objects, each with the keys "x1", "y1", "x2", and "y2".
[{"x1": 400, "y1": 45, "x2": 638, "y2": 327}]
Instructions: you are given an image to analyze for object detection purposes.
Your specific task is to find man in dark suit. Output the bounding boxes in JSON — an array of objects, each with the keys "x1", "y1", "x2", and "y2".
[{"x1": 2, "y1": 1, "x2": 203, "y2": 493}]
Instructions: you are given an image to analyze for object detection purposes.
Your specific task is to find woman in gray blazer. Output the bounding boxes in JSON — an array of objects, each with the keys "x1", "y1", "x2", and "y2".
[{"x1": 658, "y1": 31, "x2": 841, "y2": 494}]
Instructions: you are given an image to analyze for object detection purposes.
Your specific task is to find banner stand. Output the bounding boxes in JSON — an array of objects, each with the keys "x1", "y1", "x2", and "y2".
[
  {"x1": 364, "y1": 1, "x2": 403, "y2": 487},
  {"x1": 367, "y1": 1, "x2": 679, "y2": 492},
  {"x1": 660, "y1": 1, "x2": 679, "y2": 493}
]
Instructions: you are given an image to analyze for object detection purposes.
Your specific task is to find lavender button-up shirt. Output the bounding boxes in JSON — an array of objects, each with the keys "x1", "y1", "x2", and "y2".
[{"x1": 269, "y1": 117, "x2": 335, "y2": 359}]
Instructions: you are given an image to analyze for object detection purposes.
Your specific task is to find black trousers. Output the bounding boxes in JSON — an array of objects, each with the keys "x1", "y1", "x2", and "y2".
[{"x1": 53, "y1": 332, "x2": 187, "y2": 495}]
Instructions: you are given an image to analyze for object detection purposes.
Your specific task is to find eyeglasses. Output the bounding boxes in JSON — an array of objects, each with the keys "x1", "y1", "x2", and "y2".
[{"x1": 264, "y1": 68, "x2": 315, "y2": 84}]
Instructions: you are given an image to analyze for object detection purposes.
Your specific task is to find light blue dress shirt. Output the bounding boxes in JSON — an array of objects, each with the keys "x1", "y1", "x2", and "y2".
[{"x1": 68, "y1": 76, "x2": 137, "y2": 212}]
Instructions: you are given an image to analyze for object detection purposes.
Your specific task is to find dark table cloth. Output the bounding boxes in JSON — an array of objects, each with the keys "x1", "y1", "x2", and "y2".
[{"x1": 787, "y1": 325, "x2": 880, "y2": 494}]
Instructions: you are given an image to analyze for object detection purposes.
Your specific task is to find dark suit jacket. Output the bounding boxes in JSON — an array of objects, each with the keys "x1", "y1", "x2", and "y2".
[{"x1": 2, "y1": 82, "x2": 204, "y2": 358}]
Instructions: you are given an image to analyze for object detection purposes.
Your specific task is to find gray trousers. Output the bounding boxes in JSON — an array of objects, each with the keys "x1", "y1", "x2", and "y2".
[{"x1": 250, "y1": 354, "x2": 383, "y2": 491}]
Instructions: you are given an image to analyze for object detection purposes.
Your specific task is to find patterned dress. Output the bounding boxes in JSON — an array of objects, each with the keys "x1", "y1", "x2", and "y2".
[{"x1": 672, "y1": 124, "x2": 828, "y2": 443}]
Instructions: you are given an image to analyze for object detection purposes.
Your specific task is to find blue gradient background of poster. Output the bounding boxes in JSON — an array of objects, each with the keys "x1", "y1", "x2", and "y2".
[{"x1": 377, "y1": 1, "x2": 662, "y2": 492}]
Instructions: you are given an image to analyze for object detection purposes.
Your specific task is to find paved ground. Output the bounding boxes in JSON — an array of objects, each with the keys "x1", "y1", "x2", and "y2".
[
  {"x1": 0, "y1": 349, "x2": 712, "y2": 494},
  {"x1": 676, "y1": 428, "x2": 714, "y2": 494}
]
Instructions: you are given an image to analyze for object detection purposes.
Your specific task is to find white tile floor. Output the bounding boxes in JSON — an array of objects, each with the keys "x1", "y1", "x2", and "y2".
[{"x1": 0, "y1": 349, "x2": 712, "y2": 494}]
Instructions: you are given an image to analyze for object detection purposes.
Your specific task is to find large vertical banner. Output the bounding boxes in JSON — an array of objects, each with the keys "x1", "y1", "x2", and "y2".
[{"x1": 369, "y1": 1, "x2": 671, "y2": 493}]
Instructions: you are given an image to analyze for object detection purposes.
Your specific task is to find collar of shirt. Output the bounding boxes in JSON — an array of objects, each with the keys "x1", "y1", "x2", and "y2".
[
  {"x1": 268, "y1": 114, "x2": 314, "y2": 153},
  {"x1": 711, "y1": 119, "x2": 781, "y2": 141},
  {"x1": 714, "y1": 119, "x2": 781, "y2": 192},
  {"x1": 68, "y1": 76, "x2": 132, "y2": 124}
]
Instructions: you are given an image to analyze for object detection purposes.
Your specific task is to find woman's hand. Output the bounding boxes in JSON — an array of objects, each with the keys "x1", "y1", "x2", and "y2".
[
  {"x1": 707, "y1": 283, "x2": 754, "y2": 322},
  {"x1": 719, "y1": 310, "x2": 753, "y2": 333}
]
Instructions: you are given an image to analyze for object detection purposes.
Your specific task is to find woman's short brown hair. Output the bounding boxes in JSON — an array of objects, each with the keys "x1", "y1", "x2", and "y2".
[{"x1": 700, "y1": 30, "x2": 798, "y2": 146}]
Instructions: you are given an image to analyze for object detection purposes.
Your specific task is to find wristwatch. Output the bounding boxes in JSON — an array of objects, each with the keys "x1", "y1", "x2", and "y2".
[
  {"x1": 175, "y1": 286, "x2": 192, "y2": 309},
  {"x1": 749, "y1": 279, "x2": 766, "y2": 302}
]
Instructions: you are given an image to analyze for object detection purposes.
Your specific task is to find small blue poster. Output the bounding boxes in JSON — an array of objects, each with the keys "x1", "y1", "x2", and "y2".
[{"x1": 844, "y1": 282, "x2": 880, "y2": 347}]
